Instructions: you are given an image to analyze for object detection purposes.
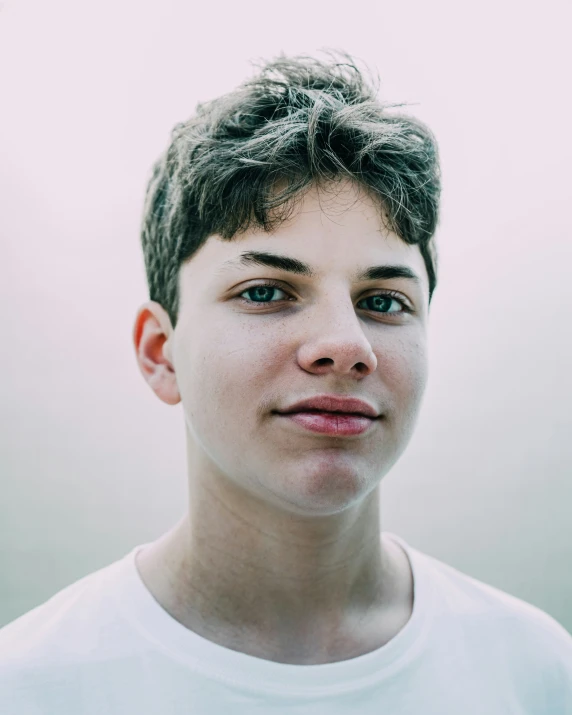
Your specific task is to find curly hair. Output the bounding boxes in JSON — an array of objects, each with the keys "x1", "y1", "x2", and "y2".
[{"x1": 140, "y1": 49, "x2": 441, "y2": 327}]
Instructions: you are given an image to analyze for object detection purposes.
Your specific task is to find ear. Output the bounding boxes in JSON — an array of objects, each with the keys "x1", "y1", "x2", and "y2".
[{"x1": 133, "y1": 301, "x2": 180, "y2": 405}]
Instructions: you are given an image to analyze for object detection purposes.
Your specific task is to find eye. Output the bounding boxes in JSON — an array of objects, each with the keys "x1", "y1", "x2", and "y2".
[
  {"x1": 237, "y1": 281, "x2": 412, "y2": 315},
  {"x1": 357, "y1": 294, "x2": 407, "y2": 314},
  {"x1": 239, "y1": 283, "x2": 291, "y2": 304}
]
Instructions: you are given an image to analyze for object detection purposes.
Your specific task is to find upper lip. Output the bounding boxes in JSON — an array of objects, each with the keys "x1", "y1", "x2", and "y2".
[{"x1": 276, "y1": 395, "x2": 381, "y2": 419}]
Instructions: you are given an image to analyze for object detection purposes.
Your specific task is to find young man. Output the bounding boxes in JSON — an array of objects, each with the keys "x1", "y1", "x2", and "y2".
[{"x1": 1, "y1": 51, "x2": 571, "y2": 714}]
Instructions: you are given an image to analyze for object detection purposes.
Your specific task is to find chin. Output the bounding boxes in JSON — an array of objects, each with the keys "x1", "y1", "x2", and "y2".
[{"x1": 259, "y1": 467, "x2": 378, "y2": 517}]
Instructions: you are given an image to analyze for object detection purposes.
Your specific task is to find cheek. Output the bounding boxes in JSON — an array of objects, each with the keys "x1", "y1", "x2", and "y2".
[
  {"x1": 377, "y1": 334, "x2": 428, "y2": 410},
  {"x1": 175, "y1": 320, "x2": 279, "y2": 431}
]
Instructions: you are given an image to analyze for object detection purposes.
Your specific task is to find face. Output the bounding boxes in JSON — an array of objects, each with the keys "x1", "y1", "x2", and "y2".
[{"x1": 134, "y1": 179, "x2": 430, "y2": 517}]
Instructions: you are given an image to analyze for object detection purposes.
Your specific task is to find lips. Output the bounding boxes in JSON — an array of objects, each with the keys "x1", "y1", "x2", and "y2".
[
  {"x1": 280, "y1": 411, "x2": 375, "y2": 436},
  {"x1": 276, "y1": 395, "x2": 380, "y2": 419}
]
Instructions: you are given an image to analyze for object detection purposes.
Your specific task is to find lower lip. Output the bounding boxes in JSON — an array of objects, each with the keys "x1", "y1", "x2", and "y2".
[{"x1": 278, "y1": 411, "x2": 376, "y2": 435}]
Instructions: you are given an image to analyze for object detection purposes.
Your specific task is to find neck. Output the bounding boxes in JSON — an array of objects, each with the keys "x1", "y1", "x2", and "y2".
[{"x1": 135, "y1": 469, "x2": 413, "y2": 664}]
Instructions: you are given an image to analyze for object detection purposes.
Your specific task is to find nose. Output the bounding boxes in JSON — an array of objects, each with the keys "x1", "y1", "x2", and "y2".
[{"x1": 295, "y1": 296, "x2": 378, "y2": 378}]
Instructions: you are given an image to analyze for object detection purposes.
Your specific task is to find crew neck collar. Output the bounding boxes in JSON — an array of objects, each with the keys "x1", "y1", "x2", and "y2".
[{"x1": 113, "y1": 531, "x2": 435, "y2": 695}]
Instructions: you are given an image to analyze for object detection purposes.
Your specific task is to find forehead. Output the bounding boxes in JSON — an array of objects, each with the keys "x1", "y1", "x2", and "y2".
[{"x1": 181, "y1": 179, "x2": 428, "y2": 290}]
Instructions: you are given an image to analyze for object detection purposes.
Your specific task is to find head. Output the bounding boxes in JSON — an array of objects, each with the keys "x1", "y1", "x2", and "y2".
[{"x1": 134, "y1": 51, "x2": 441, "y2": 519}]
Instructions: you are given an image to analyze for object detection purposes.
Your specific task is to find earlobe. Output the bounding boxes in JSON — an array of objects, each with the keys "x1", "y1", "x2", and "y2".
[{"x1": 133, "y1": 302, "x2": 181, "y2": 406}]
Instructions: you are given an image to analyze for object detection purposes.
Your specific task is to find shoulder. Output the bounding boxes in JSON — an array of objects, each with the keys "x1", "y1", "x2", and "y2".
[
  {"x1": 414, "y1": 545, "x2": 572, "y2": 698},
  {"x1": 420, "y1": 547, "x2": 570, "y2": 628},
  {"x1": 0, "y1": 555, "x2": 126, "y2": 669}
]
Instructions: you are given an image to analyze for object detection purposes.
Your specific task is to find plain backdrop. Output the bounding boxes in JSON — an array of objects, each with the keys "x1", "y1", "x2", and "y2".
[{"x1": 1, "y1": 0, "x2": 571, "y2": 630}]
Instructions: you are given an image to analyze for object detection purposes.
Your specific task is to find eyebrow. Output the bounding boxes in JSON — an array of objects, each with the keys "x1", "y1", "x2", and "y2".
[{"x1": 217, "y1": 251, "x2": 422, "y2": 285}]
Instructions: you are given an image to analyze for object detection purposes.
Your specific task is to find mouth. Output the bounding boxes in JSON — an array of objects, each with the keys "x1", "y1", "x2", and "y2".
[
  {"x1": 286, "y1": 409, "x2": 375, "y2": 417},
  {"x1": 274, "y1": 410, "x2": 378, "y2": 436}
]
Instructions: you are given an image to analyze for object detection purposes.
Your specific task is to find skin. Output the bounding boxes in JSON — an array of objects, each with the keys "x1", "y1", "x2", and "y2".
[{"x1": 132, "y1": 178, "x2": 430, "y2": 665}]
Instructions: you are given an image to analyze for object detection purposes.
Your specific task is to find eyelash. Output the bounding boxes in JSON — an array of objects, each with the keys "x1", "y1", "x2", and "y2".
[{"x1": 236, "y1": 280, "x2": 412, "y2": 316}]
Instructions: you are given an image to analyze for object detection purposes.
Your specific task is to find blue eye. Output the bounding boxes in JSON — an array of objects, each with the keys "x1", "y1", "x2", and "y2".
[
  {"x1": 358, "y1": 294, "x2": 404, "y2": 314},
  {"x1": 237, "y1": 282, "x2": 411, "y2": 315},
  {"x1": 242, "y1": 284, "x2": 288, "y2": 303}
]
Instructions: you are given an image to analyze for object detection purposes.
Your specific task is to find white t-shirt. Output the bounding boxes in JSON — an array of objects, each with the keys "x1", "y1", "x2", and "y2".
[{"x1": 1, "y1": 532, "x2": 571, "y2": 714}]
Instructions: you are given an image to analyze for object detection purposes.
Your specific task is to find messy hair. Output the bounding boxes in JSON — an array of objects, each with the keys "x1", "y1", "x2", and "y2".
[{"x1": 141, "y1": 49, "x2": 441, "y2": 327}]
